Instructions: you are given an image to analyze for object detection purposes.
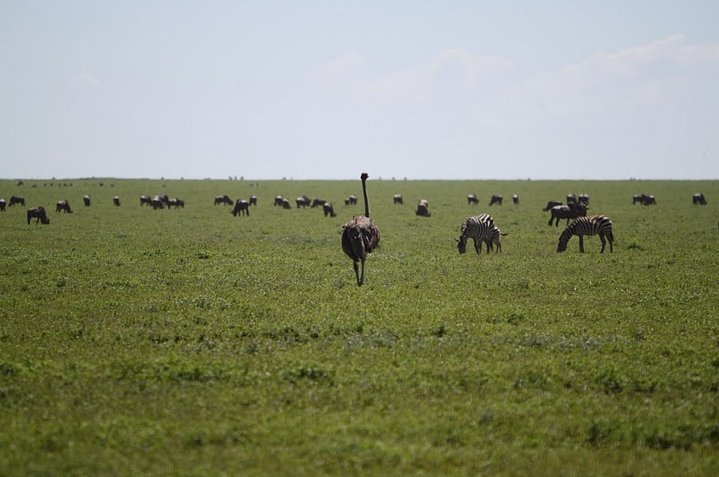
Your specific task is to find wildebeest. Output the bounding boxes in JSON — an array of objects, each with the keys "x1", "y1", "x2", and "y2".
[
  {"x1": 543, "y1": 200, "x2": 562, "y2": 211},
  {"x1": 214, "y1": 195, "x2": 233, "y2": 206},
  {"x1": 27, "y1": 207, "x2": 50, "y2": 225},
  {"x1": 393, "y1": 194, "x2": 403, "y2": 205},
  {"x1": 274, "y1": 195, "x2": 284, "y2": 207},
  {"x1": 281, "y1": 198, "x2": 291, "y2": 209},
  {"x1": 113, "y1": 196, "x2": 121, "y2": 206},
  {"x1": 344, "y1": 195, "x2": 358, "y2": 206},
  {"x1": 416, "y1": 199, "x2": 431, "y2": 217},
  {"x1": 633, "y1": 193, "x2": 656, "y2": 205},
  {"x1": 296, "y1": 196, "x2": 310, "y2": 208},
  {"x1": 9, "y1": 196, "x2": 25, "y2": 207},
  {"x1": 467, "y1": 194, "x2": 479, "y2": 205},
  {"x1": 323, "y1": 202, "x2": 337, "y2": 217},
  {"x1": 489, "y1": 195, "x2": 503, "y2": 206},
  {"x1": 249, "y1": 195, "x2": 257, "y2": 206},
  {"x1": 311, "y1": 198, "x2": 326, "y2": 208},
  {"x1": 512, "y1": 194, "x2": 519, "y2": 205},
  {"x1": 692, "y1": 193, "x2": 707, "y2": 205},
  {"x1": 140, "y1": 195, "x2": 152, "y2": 206},
  {"x1": 0, "y1": 199, "x2": 6, "y2": 211},
  {"x1": 55, "y1": 200, "x2": 73, "y2": 213},
  {"x1": 578, "y1": 194, "x2": 590, "y2": 206},
  {"x1": 83, "y1": 195, "x2": 91, "y2": 206},
  {"x1": 167, "y1": 198, "x2": 184, "y2": 208},
  {"x1": 151, "y1": 195, "x2": 166, "y2": 209},
  {"x1": 566, "y1": 193, "x2": 577, "y2": 204},
  {"x1": 548, "y1": 203, "x2": 587, "y2": 227},
  {"x1": 231, "y1": 199, "x2": 250, "y2": 216}
]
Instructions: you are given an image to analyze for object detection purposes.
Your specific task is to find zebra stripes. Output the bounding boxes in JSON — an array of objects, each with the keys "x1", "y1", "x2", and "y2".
[
  {"x1": 457, "y1": 214, "x2": 505, "y2": 254},
  {"x1": 557, "y1": 215, "x2": 614, "y2": 253}
]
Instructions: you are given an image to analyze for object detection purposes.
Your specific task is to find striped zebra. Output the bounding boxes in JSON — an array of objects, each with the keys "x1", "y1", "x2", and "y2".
[
  {"x1": 457, "y1": 214, "x2": 504, "y2": 254},
  {"x1": 557, "y1": 215, "x2": 614, "y2": 253}
]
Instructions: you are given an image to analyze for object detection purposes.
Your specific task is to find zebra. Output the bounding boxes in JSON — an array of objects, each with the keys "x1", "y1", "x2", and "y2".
[
  {"x1": 557, "y1": 215, "x2": 614, "y2": 253},
  {"x1": 457, "y1": 214, "x2": 499, "y2": 254}
]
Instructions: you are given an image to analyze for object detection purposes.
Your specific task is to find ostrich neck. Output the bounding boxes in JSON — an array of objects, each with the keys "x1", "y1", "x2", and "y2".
[{"x1": 362, "y1": 178, "x2": 370, "y2": 218}]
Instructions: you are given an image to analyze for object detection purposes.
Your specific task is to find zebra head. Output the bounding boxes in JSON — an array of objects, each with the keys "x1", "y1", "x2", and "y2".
[
  {"x1": 557, "y1": 231, "x2": 571, "y2": 252},
  {"x1": 456, "y1": 235, "x2": 469, "y2": 254}
]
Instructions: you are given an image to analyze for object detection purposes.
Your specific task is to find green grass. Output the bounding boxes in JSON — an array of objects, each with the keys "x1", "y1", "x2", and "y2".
[{"x1": 1, "y1": 178, "x2": 719, "y2": 476}]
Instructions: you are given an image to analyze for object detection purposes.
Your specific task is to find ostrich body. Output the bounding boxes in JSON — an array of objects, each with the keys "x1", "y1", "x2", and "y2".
[{"x1": 342, "y1": 173, "x2": 380, "y2": 286}]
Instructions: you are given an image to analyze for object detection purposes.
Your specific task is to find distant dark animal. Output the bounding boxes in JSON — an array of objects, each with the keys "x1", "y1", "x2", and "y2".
[
  {"x1": 83, "y1": 195, "x2": 91, "y2": 207},
  {"x1": 214, "y1": 195, "x2": 233, "y2": 206},
  {"x1": 274, "y1": 196, "x2": 284, "y2": 207},
  {"x1": 9, "y1": 196, "x2": 25, "y2": 207},
  {"x1": 231, "y1": 199, "x2": 250, "y2": 216},
  {"x1": 548, "y1": 203, "x2": 587, "y2": 227},
  {"x1": 323, "y1": 202, "x2": 337, "y2": 217},
  {"x1": 281, "y1": 198, "x2": 291, "y2": 209},
  {"x1": 113, "y1": 196, "x2": 121, "y2": 207},
  {"x1": 249, "y1": 195, "x2": 257, "y2": 206},
  {"x1": 55, "y1": 200, "x2": 73, "y2": 213},
  {"x1": 566, "y1": 193, "x2": 577, "y2": 204},
  {"x1": 0, "y1": 199, "x2": 6, "y2": 212},
  {"x1": 416, "y1": 199, "x2": 431, "y2": 217},
  {"x1": 140, "y1": 195, "x2": 153, "y2": 206},
  {"x1": 167, "y1": 198, "x2": 184, "y2": 208},
  {"x1": 489, "y1": 195, "x2": 503, "y2": 206},
  {"x1": 27, "y1": 207, "x2": 50, "y2": 225},
  {"x1": 456, "y1": 214, "x2": 499, "y2": 254},
  {"x1": 296, "y1": 196, "x2": 310, "y2": 208},
  {"x1": 557, "y1": 215, "x2": 614, "y2": 253},
  {"x1": 633, "y1": 193, "x2": 656, "y2": 205},
  {"x1": 467, "y1": 194, "x2": 479, "y2": 205},
  {"x1": 578, "y1": 194, "x2": 590, "y2": 206},
  {"x1": 692, "y1": 193, "x2": 707, "y2": 205},
  {"x1": 311, "y1": 198, "x2": 326, "y2": 208},
  {"x1": 543, "y1": 200, "x2": 562, "y2": 211},
  {"x1": 512, "y1": 194, "x2": 519, "y2": 205},
  {"x1": 342, "y1": 173, "x2": 380, "y2": 286},
  {"x1": 151, "y1": 195, "x2": 165, "y2": 209},
  {"x1": 344, "y1": 195, "x2": 358, "y2": 206},
  {"x1": 393, "y1": 194, "x2": 403, "y2": 205}
]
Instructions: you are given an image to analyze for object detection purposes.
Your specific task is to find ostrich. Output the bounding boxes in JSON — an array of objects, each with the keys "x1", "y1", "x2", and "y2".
[{"x1": 341, "y1": 173, "x2": 381, "y2": 286}]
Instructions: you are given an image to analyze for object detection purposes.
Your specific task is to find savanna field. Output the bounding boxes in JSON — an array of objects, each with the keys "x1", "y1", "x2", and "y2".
[{"x1": 1, "y1": 178, "x2": 718, "y2": 476}]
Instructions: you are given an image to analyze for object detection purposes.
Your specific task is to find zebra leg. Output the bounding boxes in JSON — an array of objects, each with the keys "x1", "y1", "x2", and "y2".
[
  {"x1": 578, "y1": 235, "x2": 585, "y2": 253},
  {"x1": 473, "y1": 238, "x2": 481, "y2": 254},
  {"x1": 600, "y1": 235, "x2": 606, "y2": 253}
]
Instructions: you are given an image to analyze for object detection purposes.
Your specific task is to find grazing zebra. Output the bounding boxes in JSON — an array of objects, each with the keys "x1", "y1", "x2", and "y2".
[
  {"x1": 456, "y1": 214, "x2": 498, "y2": 254},
  {"x1": 548, "y1": 203, "x2": 587, "y2": 227},
  {"x1": 467, "y1": 194, "x2": 479, "y2": 205},
  {"x1": 557, "y1": 215, "x2": 614, "y2": 253},
  {"x1": 692, "y1": 193, "x2": 707, "y2": 205},
  {"x1": 489, "y1": 195, "x2": 503, "y2": 206}
]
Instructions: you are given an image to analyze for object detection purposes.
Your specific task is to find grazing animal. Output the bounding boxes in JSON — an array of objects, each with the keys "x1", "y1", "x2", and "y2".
[
  {"x1": 393, "y1": 194, "x2": 403, "y2": 205},
  {"x1": 456, "y1": 214, "x2": 499, "y2": 254},
  {"x1": 27, "y1": 207, "x2": 50, "y2": 225},
  {"x1": 140, "y1": 195, "x2": 152, "y2": 206},
  {"x1": 557, "y1": 215, "x2": 614, "y2": 253},
  {"x1": 311, "y1": 198, "x2": 326, "y2": 208},
  {"x1": 83, "y1": 195, "x2": 91, "y2": 206},
  {"x1": 692, "y1": 193, "x2": 707, "y2": 205},
  {"x1": 548, "y1": 203, "x2": 587, "y2": 227},
  {"x1": 231, "y1": 199, "x2": 250, "y2": 216},
  {"x1": 0, "y1": 199, "x2": 6, "y2": 211},
  {"x1": 512, "y1": 194, "x2": 519, "y2": 205},
  {"x1": 55, "y1": 200, "x2": 73, "y2": 213},
  {"x1": 323, "y1": 202, "x2": 337, "y2": 217},
  {"x1": 416, "y1": 199, "x2": 431, "y2": 217},
  {"x1": 467, "y1": 194, "x2": 479, "y2": 205},
  {"x1": 489, "y1": 195, "x2": 503, "y2": 206},
  {"x1": 274, "y1": 195, "x2": 284, "y2": 207},
  {"x1": 281, "y1": 198, "x2": 291, "y2": 209},
  {"x1": 214, "y1": 195, "x2": 233, "y2": 206},
  {"x1": 485, "y1": 225, "x2": 508, "y2": 253},
  {"x1": 296, "y1": 196, "x2": 310, "y2": 208},
  {"x1": 543, "y1": 200, "x2": 562, "y2": 211},
  {"x1": 167, "y1": 198, "x2": 184, "y2": 208},
  {"x1": 9, "y1": 196, "x2": 25, "y2": 207},
  {"x1": 151, "y1": 195, "x2": 165, "y2": 209},
  {"x1": 113, "y1": 196, "x2": 121, "y2": 206},
  {"x1": 578, "y1": 194, "x2": 590, "y2": 206},
  {"x1": 249, "y1": 195, "x2": 257, "y2": 206},
  {"x1": 341, "y1": 173, "x2": 381, "y2": 286},
  {"x1": 345, "y1": 195, "x2": 358, "y2": 206},
  {"x1": 633, "y1": 193, "x2": 656, "y2": 205}
]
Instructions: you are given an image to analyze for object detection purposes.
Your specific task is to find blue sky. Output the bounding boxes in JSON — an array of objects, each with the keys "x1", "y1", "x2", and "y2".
[{"x1": 1, "y1": 1, "x2": 718, "y2": 179}]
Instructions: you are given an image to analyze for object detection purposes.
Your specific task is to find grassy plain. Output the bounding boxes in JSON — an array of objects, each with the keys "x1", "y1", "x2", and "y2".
[{"x1": 1, "y1": 177, "x2": 718, "y2": 476}]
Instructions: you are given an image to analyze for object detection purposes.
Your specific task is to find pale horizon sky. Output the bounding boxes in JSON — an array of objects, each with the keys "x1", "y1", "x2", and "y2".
[{"x1": 1, "y1": 1, "x2": 718, "y2": 180}]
